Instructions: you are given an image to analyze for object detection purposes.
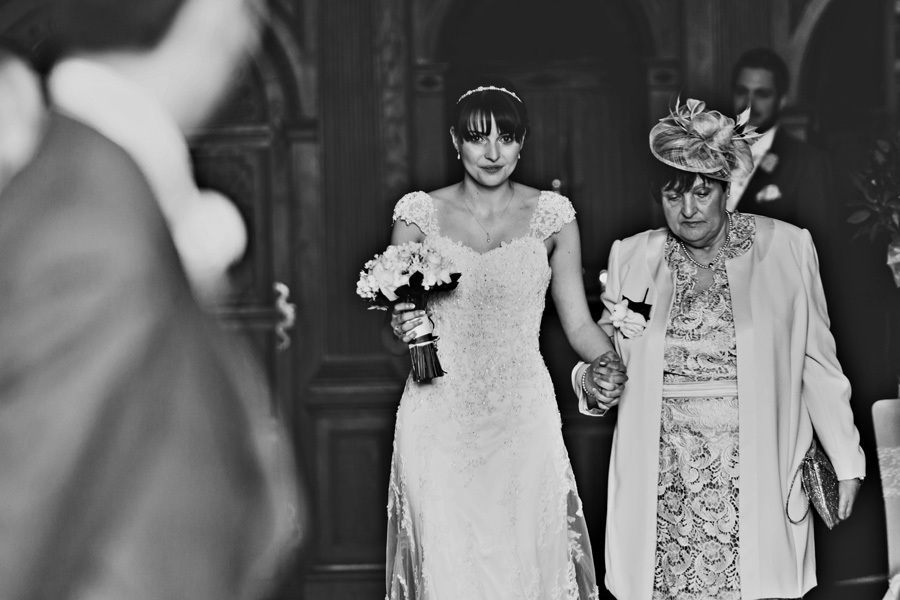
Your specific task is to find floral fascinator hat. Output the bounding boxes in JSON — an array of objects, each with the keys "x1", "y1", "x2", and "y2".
[{"x1": 649, "y1": 98, "x2": 760, "y2": 181}]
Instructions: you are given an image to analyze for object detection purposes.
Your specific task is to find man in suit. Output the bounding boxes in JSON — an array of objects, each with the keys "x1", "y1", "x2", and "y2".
[
  {"x1": 728, "y1": 47, "x2": 838, "y2": 253},
  {"x1": 0, "y1": 0, "x2": 301, "y2": 598}
]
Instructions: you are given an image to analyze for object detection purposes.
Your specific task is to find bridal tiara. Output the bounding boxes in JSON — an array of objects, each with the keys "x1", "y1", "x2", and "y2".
[{"x1": 457, "y1": 85, "x2": 522, "y2": 104}]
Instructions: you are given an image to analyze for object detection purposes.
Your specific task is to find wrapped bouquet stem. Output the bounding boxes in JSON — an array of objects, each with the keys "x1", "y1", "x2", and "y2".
[
  {"x1": 357, "y1": 242, "x2": 461, "y2": 382},
  {"x1": 400, "y1": 288, "x2": 444, "y2": 382}
]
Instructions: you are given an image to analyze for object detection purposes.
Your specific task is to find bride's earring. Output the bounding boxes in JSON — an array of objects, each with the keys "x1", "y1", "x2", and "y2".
[
  {"x1": 518, "y1": 153, "x2": 521, "y2": 160},
  {"x1": 457, "y1": 152, "x2": 460, "y2": 160}
]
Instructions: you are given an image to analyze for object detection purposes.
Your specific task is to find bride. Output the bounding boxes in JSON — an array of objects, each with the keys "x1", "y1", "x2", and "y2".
[{"x1": 383, "y1": 77, "x2": 626, "y2": 599}]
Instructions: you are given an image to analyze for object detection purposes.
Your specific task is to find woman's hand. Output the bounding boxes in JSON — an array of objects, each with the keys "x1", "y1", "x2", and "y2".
[
  {"x1": 584, "y1": 350, "x2": 628, "y2": 409},
  {"x1": 837, "y1": 477, "x2": 862, "y2": 522},
  {"x1": 389, "y1": 302, "x2": 427, "y2": 344}
]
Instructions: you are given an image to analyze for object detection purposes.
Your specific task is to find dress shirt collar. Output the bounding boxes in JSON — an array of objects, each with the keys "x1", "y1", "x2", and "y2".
[
  {"x1": 751, "y1": 126, "x2": 777, "y2": 163},
  {"x1": 727, "y1": 125, "x2": 778, "y2": 210}
]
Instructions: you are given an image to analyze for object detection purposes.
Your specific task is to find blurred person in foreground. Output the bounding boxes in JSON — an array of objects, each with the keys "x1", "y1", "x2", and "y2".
[
  {"x1": 0, "y1": 0, "x2": 302, "y2": 598},
  {"x1": 0, "y1": 41, "x2": 47, "y2": 192},
  {"x1": 572, "y1": 98, "x2": 865, "y2": 599}
]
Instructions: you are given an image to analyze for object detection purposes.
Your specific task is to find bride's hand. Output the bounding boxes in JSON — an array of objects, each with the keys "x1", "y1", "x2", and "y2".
[
  {"x1": 390, "y1": 303, "x2": 427, "y2": 343},
  {"x1": 586, "y1": 351, "x2": 627, "y2": 407}
]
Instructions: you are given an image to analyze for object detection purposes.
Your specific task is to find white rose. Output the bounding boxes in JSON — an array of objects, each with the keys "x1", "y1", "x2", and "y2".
[
  {"x1": 610, "y1": 301, "x2": 629, "y2": 323},
  {"x1": 371, "y1": 262, "x2": 399, "y2": 301}
]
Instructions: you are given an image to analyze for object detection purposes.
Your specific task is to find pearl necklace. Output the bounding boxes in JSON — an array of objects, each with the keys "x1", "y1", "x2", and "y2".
[
  {"x1": 461, "y1": 184, "x2": 515, "y2": 244},
  {"x1": 679, "y1": 213, "x2": 732, "y2": 269}
]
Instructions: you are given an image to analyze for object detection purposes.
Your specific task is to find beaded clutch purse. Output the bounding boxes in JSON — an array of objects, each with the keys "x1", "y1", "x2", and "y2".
[{"x1": 786, "y1": 437, "x2": 840, "y2": 530}]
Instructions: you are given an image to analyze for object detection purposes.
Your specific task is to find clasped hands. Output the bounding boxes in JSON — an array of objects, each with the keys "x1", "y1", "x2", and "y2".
[{"x1": 583, "y1": 350, "x2": 628, "y2": 411}]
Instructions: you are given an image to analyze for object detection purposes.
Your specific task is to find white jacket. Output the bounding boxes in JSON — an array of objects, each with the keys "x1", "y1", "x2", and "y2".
[{"x1": 574, "y1": 216, "x2": 865, "y2": 599}]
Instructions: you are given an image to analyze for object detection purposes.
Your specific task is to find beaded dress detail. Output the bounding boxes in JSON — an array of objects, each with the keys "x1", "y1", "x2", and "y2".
[
  {"x1": 386, "y1": 191, "x2": 599, "y2": 600},
  {"x1": 652, "y1": 212, "x2": 755, "y2": 600}
]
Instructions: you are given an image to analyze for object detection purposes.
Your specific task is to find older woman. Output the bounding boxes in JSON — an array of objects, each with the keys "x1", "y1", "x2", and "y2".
[{"x1": 573, "y1": 99, "x2": 866, "y2": 600}]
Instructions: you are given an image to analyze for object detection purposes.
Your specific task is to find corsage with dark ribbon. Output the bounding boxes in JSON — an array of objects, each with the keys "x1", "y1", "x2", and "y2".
[
  {"x1": 610, "y1": 289, "x2": 652, "y2": 339},
  {"x1": 356, "y1": 241, "x2": 461, "y2": 382}
]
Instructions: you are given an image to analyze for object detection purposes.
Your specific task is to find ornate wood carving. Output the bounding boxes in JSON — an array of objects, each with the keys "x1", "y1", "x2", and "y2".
[
  {"x1": 209, "y1": 66, "x2": 271, "y2": 126},
  {"x1": 635, "y1": 0, "x2": 680, "y2": 58},
  {"x1": 317, "y1": 0, "x2": 407, "y2": 372},
  {"x1": 412, "y1": 0, "x2": 457, "y2": 64},
  {"x1": 258, "y1": 5, "x2": 315, "y2": 126},
  {"x1": 0, "y1": 1, "x2": 56, "y2": 69},
  {"x1": 788, "y1": 0, "x2": 835, "y2": 103},
  {"x1": 376, "y1": 0, "x2": 411, "y2": 201}
]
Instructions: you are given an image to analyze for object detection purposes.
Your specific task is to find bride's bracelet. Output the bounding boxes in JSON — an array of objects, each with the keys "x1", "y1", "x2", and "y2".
[
  {"x1": 582, "y1": 366, "x2": 613, "y2": 408},
  {"x1": 580, "y1": 367, "x2": 592, "y2": 397}
]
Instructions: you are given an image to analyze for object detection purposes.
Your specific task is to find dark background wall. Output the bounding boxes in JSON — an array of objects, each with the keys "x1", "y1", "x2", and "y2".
[{"x1": 0, "y1": 0, "x2": 896, "y2": 598}]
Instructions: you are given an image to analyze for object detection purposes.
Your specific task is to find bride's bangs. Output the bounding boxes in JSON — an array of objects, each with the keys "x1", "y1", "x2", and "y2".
[
  {"x1": 457, "y1": 95, "x2": 527, "y2": 143},
  {"x1": 461, "y1": 109, "x2": 492, "y2": 141}
]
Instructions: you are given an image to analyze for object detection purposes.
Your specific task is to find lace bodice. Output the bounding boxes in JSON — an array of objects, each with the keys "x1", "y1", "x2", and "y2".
[{"x1": 392, "y1": 191, "x2": 575, "y2": 409}]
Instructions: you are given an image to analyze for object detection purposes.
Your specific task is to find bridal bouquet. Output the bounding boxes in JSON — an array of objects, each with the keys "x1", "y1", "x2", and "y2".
[{"x1": 356, "y1": 241, "x2": 461, "y2": 382}]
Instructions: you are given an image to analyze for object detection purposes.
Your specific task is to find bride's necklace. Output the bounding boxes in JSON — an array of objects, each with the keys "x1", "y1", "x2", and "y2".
[
  {"x1": 461, "y1": 184, "x2": 515, "y2": 244},
  {"x1": 679, "y1": 212, "x2": 732, "y2": 269}
]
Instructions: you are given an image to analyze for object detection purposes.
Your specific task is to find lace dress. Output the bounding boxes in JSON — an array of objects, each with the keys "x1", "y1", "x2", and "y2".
[
  {"x1": 386, "y1": 191, "x2": 599, "y2": 600},
  {"x1": 652, "y1": 213, "x2": 754, "y2": 600}
]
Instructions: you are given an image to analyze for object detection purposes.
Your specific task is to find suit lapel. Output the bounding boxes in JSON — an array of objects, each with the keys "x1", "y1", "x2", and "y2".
[{"x1": 742, "y1": 129, "x2": 785, "y2": 204}]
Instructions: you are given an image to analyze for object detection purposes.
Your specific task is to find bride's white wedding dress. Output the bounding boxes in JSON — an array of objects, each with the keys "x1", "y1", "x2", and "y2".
[{"x1": 386, "y1": 191, "x2": 599, "y2": 600}]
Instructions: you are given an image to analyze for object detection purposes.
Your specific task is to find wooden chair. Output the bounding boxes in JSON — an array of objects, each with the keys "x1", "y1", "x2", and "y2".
[{"x1": 873, "y1": 399, "x2": 900, "y2": 600}]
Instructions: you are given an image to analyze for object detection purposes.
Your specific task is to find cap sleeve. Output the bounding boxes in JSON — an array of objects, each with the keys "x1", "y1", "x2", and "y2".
[
  {"x1": 530, "y1": 191, "x2": 576, "y2": 240},
  {"x1": 392, "y1": 191, "x2": 438, "y2": 236}
]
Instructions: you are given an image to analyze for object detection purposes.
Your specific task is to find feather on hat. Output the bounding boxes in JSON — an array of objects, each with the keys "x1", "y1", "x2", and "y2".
[{"x1": 649, "y1": 98, "x2": 760, "y2": 181}]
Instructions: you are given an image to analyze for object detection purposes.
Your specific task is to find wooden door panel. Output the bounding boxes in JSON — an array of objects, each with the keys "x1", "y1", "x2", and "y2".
[
  {"x1": 302, "y1": 573, "x2": 384, "y2": 600},
  {"x1": 312, "y1": 410, "x2": 394, "y2": 563}
]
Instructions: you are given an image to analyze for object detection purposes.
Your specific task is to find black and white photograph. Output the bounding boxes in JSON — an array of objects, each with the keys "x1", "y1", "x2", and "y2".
[{"x1": 0, "y1": 1, "x2": 897, "y2": 599}]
